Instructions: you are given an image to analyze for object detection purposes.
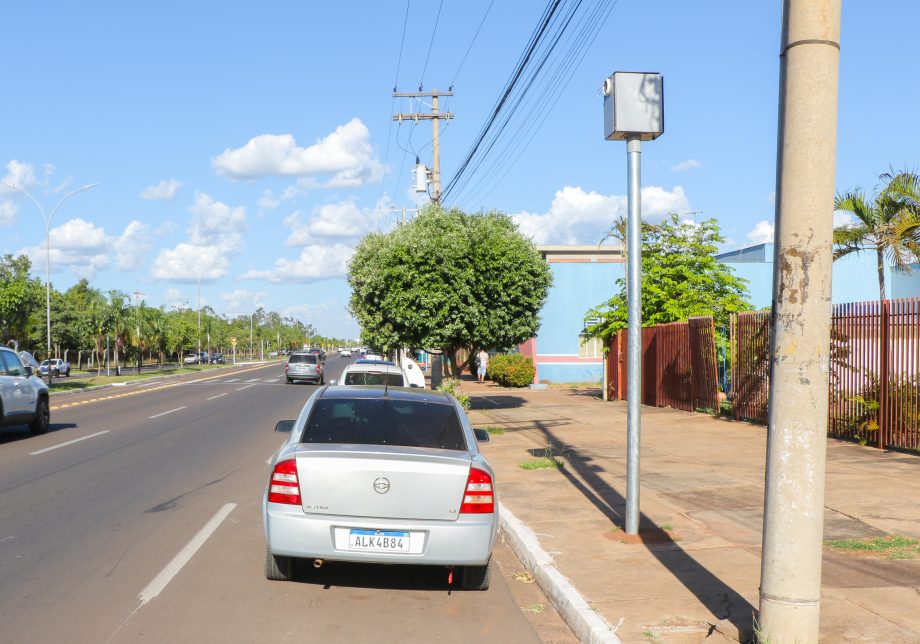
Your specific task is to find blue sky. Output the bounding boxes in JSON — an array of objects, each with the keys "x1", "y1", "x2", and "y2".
[{"x1": 1, "y1": 1, "x2": 917, "y2": 338}]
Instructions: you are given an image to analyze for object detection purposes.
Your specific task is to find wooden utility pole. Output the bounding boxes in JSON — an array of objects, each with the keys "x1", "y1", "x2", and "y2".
[{"x1": 392, "y1": 89, "x2": 453, "y2": 204}]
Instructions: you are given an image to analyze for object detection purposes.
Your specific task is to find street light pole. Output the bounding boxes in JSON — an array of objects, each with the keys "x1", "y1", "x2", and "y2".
[
  {"x1": 172, "y1": 261, "x2": 220, "y2": 361},
  {"x1": 5, "y1": 182, "x2": 98, "y2": 385}
]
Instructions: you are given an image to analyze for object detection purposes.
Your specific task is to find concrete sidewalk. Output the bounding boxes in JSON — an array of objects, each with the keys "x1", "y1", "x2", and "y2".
[{"x1": 463, "y1": 379, "x2": 920, "y2": 643}]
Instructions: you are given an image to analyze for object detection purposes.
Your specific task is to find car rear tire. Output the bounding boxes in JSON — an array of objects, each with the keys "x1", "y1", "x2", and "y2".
[
  {"x1": 286, "y1": 378, "x2": 293, "y2": 384},
  {"x1": 460, "y1": 560, "x2": 491, "y2": 590},
  {"x1": 265, "y1": 545, "x2": 294, "y2": 581},
  {"x1": 29, "y1": 398, "x2": 50, "y2": 435}
]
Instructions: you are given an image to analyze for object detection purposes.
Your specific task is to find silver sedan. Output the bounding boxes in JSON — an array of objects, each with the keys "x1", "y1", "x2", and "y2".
[{"x1": 263, "y1": 386, "x2": 497, "y2": 590}]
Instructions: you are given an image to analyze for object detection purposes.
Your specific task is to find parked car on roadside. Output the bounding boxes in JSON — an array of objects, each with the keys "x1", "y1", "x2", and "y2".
[
  {"x1": 211, "y1": 352, "x2": 224, "y2": 364},
  {"x1": 0, "y1": 346, "x2": 51, "y2": 435},
  {"x1": 285, "y1": 352, "x2": 323, "y2": 385},
  {"x1": 263, "y1": 386, "x2": 496, "y2": 589},
  {"x1": 330, "y1": 361, "x2": 412, "y2": 387},
  {"x1": 183, "y1": 352, "x2": 208, "y2": 365},
  {"x1": 39, "y1": 358, "x2": 71, "y2": 377}
]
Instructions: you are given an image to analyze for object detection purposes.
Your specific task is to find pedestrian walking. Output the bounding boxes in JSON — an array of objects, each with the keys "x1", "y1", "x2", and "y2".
[{"x1": 476, "y1": 349, "x2": 489, "y2": 383}]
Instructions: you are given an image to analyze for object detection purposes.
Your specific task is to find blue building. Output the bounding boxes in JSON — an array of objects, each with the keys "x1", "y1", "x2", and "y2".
[
  {"x1": 715, "y1": 243, "x2": 919, "y2": 305},
  {"x1": 519, "y1": 245, "x2": 623, "y2": 384},
  {"x1": 521, "y1": 242, "x2": 920, "y2": 385}
]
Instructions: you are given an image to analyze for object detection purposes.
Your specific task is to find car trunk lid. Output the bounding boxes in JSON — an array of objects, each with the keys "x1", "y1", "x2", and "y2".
[{"x1": 294, "y1": 445, "x2": 471, "y2": 521}]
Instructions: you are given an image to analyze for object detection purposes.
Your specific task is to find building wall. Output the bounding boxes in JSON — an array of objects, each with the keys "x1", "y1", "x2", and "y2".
[
  {"x1": 718, "y1": 246, "x2": 897, "y2": 305},
  {"x1": 527, "y1": 252, "x2": 622, "y2": 384}
]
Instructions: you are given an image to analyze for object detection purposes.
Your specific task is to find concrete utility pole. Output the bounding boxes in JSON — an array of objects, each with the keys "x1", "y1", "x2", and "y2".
[
  {"x1": 392, "y1": 89, "x2": 453, "y2": 204},
  {"x1": 759, "y1": 1, "x2": 842, "y2": 642}
]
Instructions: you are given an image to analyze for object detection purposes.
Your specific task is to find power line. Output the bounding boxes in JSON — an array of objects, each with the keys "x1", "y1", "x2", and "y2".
[
  {"x1": 441, "y1": 0, "x2": 564, "y2": 201},
  {"x1": 449, "y1": 0, "x2": 496, "y2": 89},
  {"x1": 419, "y1": 0, "x2": 445, "y2": 90},
  {"x1": 377, "y1": 0, "x2": 413, "y2": 208}
]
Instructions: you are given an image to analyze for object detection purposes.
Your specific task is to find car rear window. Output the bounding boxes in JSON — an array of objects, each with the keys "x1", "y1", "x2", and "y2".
[
  {"x1": 301, "y1": 398, "x2": 466, "y2": 450},
  {"x1": 343, "y1": 372, "x2": 404, "y2": 386},
  {"x1": 288, "y1": 354, "x2": 317, "y2": 364}
]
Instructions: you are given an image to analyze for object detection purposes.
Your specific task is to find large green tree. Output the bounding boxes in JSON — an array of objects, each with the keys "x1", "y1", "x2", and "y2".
[
  {"x1": 586, "y1": 214, "x2": 750, "y2": 340},
  {"x1": 833, "y1": 170, "x2": 920, "y2": 301},
  {"x1": 348, "y1": 205, "x2": 552, "y2": 376},
  {"x1": 0, "y1": 254, "x2": 43, "y2": 347}
]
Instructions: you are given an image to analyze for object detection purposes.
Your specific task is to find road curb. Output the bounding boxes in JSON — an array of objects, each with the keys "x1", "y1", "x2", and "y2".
[{"x1": 499, "y1": 503, "x2": 622, "y2": 644}]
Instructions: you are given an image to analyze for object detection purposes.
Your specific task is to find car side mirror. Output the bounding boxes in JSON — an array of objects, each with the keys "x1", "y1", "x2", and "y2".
[
  {"x1": 274, "y1": 420, "x2": 295, "y2": 433},
  {"x1": 473, "y1": 428, "x2": 490, "y2": 443},
  {"x1": 23, "y1": 366, "x2": 33, "y2": 377},
  {"x1": 329, "y1": 379, "x2": 338, "y2": 386},
  {"x1": 410, "y1": 383, "x2": 422, "y2": 388}
]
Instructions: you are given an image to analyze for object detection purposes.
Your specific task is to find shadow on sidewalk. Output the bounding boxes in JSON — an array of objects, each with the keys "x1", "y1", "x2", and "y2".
[
  {"x1": 533, "y1": 420, "x2": 755, "y2": 638},
  {"x1": 469, "y1": 395, "x2": 526, "y2": 410}
]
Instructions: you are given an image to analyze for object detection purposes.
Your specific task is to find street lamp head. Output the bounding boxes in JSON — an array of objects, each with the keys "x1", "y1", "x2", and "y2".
[{"x1": 83, "y1": 183, "x2": 99, "y2": 190}]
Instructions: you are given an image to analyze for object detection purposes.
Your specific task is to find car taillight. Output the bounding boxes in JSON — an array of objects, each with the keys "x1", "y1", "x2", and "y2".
[
  {"x1": 460, "y1": 467, "x2": 494, "y2": 513},
  {"x1": 268, "y1": 459, "x2": 301, "y2": 505},
  {"x1": 284, "y1": 364, "x2": 289, "y2": 371}
]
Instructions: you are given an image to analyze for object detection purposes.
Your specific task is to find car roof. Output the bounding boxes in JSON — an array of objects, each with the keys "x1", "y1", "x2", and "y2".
[
  {"x1": 342, "y1": 362, "x2": 404, "y2": 374},
  {"x1": 319, "y1": 385, "x2": 453, "y2": 405},
  {"x1": 354, "y1": 359, "x2": 395, "y2": 365}
]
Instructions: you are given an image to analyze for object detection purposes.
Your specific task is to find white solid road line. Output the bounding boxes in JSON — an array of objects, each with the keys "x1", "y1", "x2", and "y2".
[
  {"x1": 29, "y1": 431, "x2": 111, "y2": 456},
  {"x1": 138, "y1": 503, "x2": 237, "y2": 605},
  {"x1": 235, "y1": 384, "x2": 256, "y2": 391},
  {"x1": 206, "y1": 392, "x2": 228, "y2": 401},
  {"x1": 148, "y1": 406, "x2": 187, "y2": 419}
]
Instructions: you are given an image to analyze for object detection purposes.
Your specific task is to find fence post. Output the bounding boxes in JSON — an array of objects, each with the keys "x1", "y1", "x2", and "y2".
[{"x1": 879, "y1": 299, "x2": 889, "y2": 449}]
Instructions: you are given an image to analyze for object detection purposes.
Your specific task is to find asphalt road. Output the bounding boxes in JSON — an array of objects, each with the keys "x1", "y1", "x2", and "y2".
[{"x1": 0, "y1": 356, "x2": 565, "y2": 643}]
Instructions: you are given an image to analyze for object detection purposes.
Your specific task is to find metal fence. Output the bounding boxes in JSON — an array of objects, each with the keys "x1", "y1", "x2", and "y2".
[
  {"x1": 729, "y1": 298, "x2": 920, "y2": 451},
  {"x1": 606, "y1": 316, "x2": 719, "y2": 413}
]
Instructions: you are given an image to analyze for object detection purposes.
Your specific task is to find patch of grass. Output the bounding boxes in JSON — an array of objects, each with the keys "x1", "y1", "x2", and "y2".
[
  {"x1": 483, "y1": 426, "x2": 505, "y2": 435},
  {"x1": 48, "y1": 365, "x2": 223, "y2": 393},
  {"x1": 519, "y1": 456, "x2": 563, "y2": 470},
  {"x1": 520, "y1": 604, "x2": 544, "y2": 614},
  {"x1": 824, "y1": 535, "x2": 920, "y2": 559},
  {"x1": 660, "y1": 523, "x2": 673, "y2": 531}
]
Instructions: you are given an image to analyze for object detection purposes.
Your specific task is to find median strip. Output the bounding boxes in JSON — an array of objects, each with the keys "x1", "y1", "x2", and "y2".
[
  {"x1": 148, "y1": 406, "x2": 187, "y2": 419},
  {"x1": 29, "y1": 431, "x2": 110, "y2": 456}
]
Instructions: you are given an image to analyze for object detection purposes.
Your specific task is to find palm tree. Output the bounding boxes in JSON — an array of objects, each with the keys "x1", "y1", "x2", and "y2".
[
  {"x1": 834, "y1": 170, "x2": 920, "y2": 301},
  {"x1": 106, "y1": 291, "x2": 131, "y2": 374}
]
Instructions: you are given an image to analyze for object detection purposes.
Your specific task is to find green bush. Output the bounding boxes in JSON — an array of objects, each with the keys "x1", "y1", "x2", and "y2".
[
  {"x1": 488, "y1": 354, "x2": 535, "y2": 388},
  {"x1": 437, "y1": 378, "x2": 470, "y2": 410}
]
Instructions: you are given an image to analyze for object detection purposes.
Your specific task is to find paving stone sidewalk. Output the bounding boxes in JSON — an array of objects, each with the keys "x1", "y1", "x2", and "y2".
[{"x1": 463, "y1": 379, "x2": 920, "y2": 643}]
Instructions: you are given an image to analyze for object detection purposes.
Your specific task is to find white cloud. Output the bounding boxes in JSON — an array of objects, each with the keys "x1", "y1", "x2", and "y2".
[
  {"x1": 0, "y1": 200, "x2": 16, "y2": 226},
  {"x1": 220, "y1": 288, "x2": 267, "y2": 315},
  {"x1": 163, "y1": 288, "x2": 188, "y2": 308},
  {"x1": 188, "y1": 191, "x2": 247, "y2": 251},
  {"x1": 671, "y1": 159, "x2": 701, "y2": 172},
  {"x1": 746, "y1": 220, "x2": 774, "y2": 245},
  {"x1": 140, "y1": 178, "x2": 182, "y2": 200},
  {"x1": 283, "y1": 201, "x2": 373, "y2": 246},
  {"x1": 511, "y1": 185, "x2": 690, "y2": 245},
  {"x1": 833, "y1": 210, "x2": 854, "y2": 228},
  {"x1": 150, "y1": 243, "x2": 230, "y2": 282},
  {"x1": 257, "y1": 189, "x2": 279, "y2": 211},
  {"x1": 241, "y1": 244, "x2": 354, "y2": 283},
  {"x1": 212, "y1": 118, "x2": 384, "y2": 186},
  {"x1": 16, "y1": 218, "x2": 153, "y2": 279}
]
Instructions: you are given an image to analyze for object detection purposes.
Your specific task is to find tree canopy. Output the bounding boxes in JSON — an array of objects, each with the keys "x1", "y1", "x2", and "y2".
[
  {"x1": 348, "y1": 205, "x2": 552, "y2": 375},
  {"x1": 586, "y1": 214, "x2": 750, "y2": 340},
  {"x1": 834, "y1": 170, "x2": 920, "y2": 301}
]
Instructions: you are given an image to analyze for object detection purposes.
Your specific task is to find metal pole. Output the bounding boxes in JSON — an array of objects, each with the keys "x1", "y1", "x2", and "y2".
[
  {"x1": 196, "y1": 276, "x2": 202, "y2": 357},
  {"x1": 759, "y1": 1, "x2": 841, "y2": 642},
  {"x1": 625, "y1": 135, "x2": 643, "y2": 535}
]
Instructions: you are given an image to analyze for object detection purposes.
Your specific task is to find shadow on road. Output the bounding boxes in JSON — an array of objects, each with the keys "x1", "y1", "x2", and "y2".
[
  {"x1": 0, "y1": 423, "x2": 79, "y2": 444},
  {"x1": 469, "y1": 395, "x2": 526, "y2": 410},
  {"x1": 289, "y1": 560, "x2": 461, "y2": 592}
]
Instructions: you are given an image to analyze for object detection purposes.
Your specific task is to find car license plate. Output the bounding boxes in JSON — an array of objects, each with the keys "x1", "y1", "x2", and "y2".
[{"x1": 348, "y1": 529, "x2": 410, "y2": 552}]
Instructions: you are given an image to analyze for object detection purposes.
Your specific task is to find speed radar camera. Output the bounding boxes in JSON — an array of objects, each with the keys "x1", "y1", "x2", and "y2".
[{"x1": 603, "y1": 72, "x2": 664, "y2": 141}]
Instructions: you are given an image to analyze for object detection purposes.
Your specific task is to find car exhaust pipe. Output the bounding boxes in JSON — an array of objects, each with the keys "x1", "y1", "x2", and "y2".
[{"x1": 313, "y1": 559, "x2": 324, "y2": 569}]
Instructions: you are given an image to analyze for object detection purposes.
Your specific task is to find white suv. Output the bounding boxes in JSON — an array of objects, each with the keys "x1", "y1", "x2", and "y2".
[{"x1": 0, "y1": 346, "x2": 51, "y2": 434}]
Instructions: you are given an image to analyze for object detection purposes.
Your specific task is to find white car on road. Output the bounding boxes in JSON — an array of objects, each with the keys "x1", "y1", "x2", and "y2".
[{"x1": 0, "y1": 346, "x2": 51, "y2": 435}]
